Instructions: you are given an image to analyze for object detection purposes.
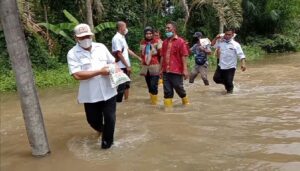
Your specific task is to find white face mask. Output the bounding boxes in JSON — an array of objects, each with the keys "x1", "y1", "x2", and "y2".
[
  {"x1": 78, "y1": 38, "x2": 92, "y2": 49},
  {"x1": 124, "y1": 28, "x2": 128, "y2": 35}
]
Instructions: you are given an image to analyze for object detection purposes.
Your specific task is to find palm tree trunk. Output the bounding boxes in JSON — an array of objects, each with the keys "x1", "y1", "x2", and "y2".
[
  {"x1": 182, "y1": 0, "x2": 190, "y2": 32},
  {"x1": 86, "y1": 0, "x2": 94, "y2": 31},
  {"x1": 219, "y1": 19, "x2": 224, "y2": 33},
  {"x1": 0, "y1": 0, "x2": 50, "y2": 156},
  {"x1": 43, "y1": 3, "x2": 51, "y2": 53}
]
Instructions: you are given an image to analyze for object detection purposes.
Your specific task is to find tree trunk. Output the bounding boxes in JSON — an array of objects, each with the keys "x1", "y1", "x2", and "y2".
[
  {"x1": 0, "y1": 0, "x2": 50, "y2": 156},
  {"x1": 219, "y1": 18, "x2": 224, "y2": 33},
  {"x1": 43, "y1": 3, "x2": 50, "y2": 53},
  {"x1": 86, "y1": 0, "x2": 94, "y2": 31},
  {"x1": 182, "y1": 0, "x2": 189, "y2": 32}
]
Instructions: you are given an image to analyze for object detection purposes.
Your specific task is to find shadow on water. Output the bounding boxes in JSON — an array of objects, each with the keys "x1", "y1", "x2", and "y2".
[{"x1": 1, "y1": 53, "x2": 300, "y2": 171}]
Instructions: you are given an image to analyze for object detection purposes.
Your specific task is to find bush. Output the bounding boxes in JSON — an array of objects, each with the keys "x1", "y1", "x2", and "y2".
[
  {"x1": 245, "y1": 34, "x2": 297, "y2": 53},
  {"x1": 0, "y1": 65, "x2": 77, "y2": 92},
  {"x1": 0, "y1": 31, "x2": 11, "y2": 73},
  {"x1": 242, "y1": 45, "x2": 265, "y2": 61}
]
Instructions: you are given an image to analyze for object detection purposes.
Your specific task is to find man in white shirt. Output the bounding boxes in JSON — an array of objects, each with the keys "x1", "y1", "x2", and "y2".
[
  {"x1": 67, "y1": 23, "x2": 117, "y2": 149},
  {"x1": 112, "y1": 21, "x2": 141, "y2": 102},
  {"x1": 211, "y1": 28, "x2": 246, "y2": 94}
]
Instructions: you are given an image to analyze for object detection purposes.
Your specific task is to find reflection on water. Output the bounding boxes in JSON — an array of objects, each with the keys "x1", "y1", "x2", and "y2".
[{"x1": 1, "y1": 53, "x2": 300, "y2": 171}]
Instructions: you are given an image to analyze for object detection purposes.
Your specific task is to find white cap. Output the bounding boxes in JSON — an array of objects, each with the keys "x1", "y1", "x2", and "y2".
[{"x1": 74, "y1": 23, "x2": 94, "y2": 37}]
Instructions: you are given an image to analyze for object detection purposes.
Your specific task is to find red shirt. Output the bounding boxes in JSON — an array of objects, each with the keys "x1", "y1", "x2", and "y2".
[
  {"x1": 140, "y1": 39, "x2": 161, "y2": 65},
  {"x1": 161, "y1": 36, "x2": 189, "y2": 74}
]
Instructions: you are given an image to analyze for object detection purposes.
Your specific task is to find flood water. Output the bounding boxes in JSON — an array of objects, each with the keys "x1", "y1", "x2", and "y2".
[{"x1": 1, "y1": 53, "x2": 300, "y2": 171}]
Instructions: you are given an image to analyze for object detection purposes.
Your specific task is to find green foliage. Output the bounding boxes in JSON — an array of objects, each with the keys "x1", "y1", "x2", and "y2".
[
  {"x1": 242, "y1": 45, "x2": 265, "y2": 60},
  {"x1": 191, "y1": 0, "x2": 243, "y2": 32},
  {"x1": 63, "y1": 9, "x2": 79, "y2": 24},
  {"x1": 245, "y1": 34, "x2": 297, "y2": 53},
  {"x1": 39, "y1": 10, "x2": 116, "y2": 45},
  {"x1": 0, "y1": 71, "x2": 16, "y2": 92},
  {"x1": 34, "y1": 65, "x2": 77, "y2": 88},
  {"x1": 94, "y1": 22, "x2": 116, "y2": 33},
  {"x1": 241, "y1": 0, "x2": 300, "y2": 35},
  {"x1": 187, "y1": 5, "x2": 219, "y2": 40},
  {"x1": 0, "y1": 65, "x2": 77, "y2": 92},
  {"x1": 39, "y1": 10, "x2": 80, "y2": 44},
  {"x1": 26, "y1": 32, "x2": 59, "y2": 70},
  {"x1": 38, "y1": 23, "x2": 75, "y2": 43},
  {"x1": 102, "y1": 0, "x2": 142, "y2": 25},
  {"x1": 1, "y1": 0, "x2": 299, "y2": 92},
  {"x1": 0, "y1": 32, "x2": 11, "y2": 73}
]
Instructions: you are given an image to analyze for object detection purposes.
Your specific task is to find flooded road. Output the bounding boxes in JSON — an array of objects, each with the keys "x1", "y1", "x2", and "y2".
[{"x1": 1, "y1": 53, "x2": 300, "y2": 171}]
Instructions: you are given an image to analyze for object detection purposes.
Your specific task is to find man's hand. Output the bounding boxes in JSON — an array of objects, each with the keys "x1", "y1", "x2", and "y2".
[
  {"x1": 241, "y1": 64, "x2": 246, "y2": 72},
  {"x1": 216, "y1": 34, "x2": 222, "y2": 39},
  {"x1": 183, "y1": 69, "x2": 189, "y2": 80},
  {"x1": 240, "y1": 59, "x2": 246, "y2": 72},
  {"x1": 126, "y1": 66, "x2": 132, "y2": 75},
  {"x1": 100, "y1": 66, "x2": 110, "y2": 76}
]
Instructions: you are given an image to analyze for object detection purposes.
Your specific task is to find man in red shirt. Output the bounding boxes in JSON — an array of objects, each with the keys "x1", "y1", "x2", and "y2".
[{"x1": 160, "y1": 21, "x2": 190, "y2": 107}]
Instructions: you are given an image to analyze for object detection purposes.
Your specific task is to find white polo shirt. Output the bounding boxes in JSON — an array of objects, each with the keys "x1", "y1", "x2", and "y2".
[
  {"x1": 67, "y1": 42, "x2": 117, "y2": 103},
  {"x1": 216, "y1": 39, "x2": 245, "y2": 69},
  {"x1": 112, "y1": 32, "x2": 130, "y2": 68}
]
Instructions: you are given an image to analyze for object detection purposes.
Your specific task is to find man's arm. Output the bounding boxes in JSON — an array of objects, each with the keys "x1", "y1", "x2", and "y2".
[
  {"x1": 72, "y1": 67, "x2": 110, "y2": 80},
  {"x1": 211, "y1": 34, "x2": 222, "y2": 47},
  {"x1": 116, "y1": 51, "x2": 129, "y2": 67},
  {"x1": 236, "y1": 43, "x2": 246, "y2": 71},
  {"x1": 182, "y1": 55, "x2": 189, "y2": 80},
  {"x1": 240, "y1": 58, "x2": 246, "y2": 71},
  {"x1": 128, "y1": 48, "x2": 142, "y2": 62},
  {"x1": 200, "y1": 45, "x2": 211, "y2": 55}
]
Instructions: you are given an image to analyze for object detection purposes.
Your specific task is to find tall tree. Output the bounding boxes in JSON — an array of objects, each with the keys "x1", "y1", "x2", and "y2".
[
  {"x1": 0, "y1": 0, "x2": 50, "y2": 156},
  {"x1": 82, "y1": 0, "x2": 104, "y2": 29},
  {"x1": 192, "y1": 0, "x2": 243, "y2": 33},
  {"x1": 86, "y1": 0, "x2": 94, "y2": 30}
]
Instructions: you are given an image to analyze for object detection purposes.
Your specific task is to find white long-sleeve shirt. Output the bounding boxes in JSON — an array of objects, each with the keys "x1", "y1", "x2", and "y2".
[
  {"x1": 67, "y1": 42, "x2": 117, "y2": 103},
  {"x1": 216, "y1": 39, "x2": 245, "y2": 69}
]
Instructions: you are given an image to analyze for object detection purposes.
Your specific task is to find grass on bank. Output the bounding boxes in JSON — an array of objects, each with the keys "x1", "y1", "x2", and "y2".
[
  {"x1": 0, "y1": 65, "x2": 77, "y2": 92},
  {"x1": 0, "y1": 45, "x2": 264, "y2": 92}
]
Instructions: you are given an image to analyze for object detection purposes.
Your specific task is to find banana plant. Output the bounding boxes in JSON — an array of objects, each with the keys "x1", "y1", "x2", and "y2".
[{"x1": 39, "y1": 9, "x2": 115, "y2": 44}]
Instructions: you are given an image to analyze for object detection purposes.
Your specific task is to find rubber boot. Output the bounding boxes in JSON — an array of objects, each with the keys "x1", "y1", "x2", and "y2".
[
  {"x1": 164, "y1": 98, "x2": 173, "y2": 108},
  {"x1": 182, "y1": 96, "x2": 190, "y2": 105},
  {"x1": 159, "y1": 78, "x2": 163, "y2": 86},
  {"x1": 150, "y1": 93, "x2": 158, "y2": 105}
]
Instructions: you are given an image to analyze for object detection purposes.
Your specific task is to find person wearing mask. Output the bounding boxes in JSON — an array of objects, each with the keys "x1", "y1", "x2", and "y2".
[
  {"x1": 67, "y1": 23, "x2": 117, "y2": 149},
  {"x1": 153, "y1": 29, "x2": 164, "y2": 86},
  {"x1": 211, "y1": 28, "x2": 246, "y2": 94},
  {"x1": 160, "y1": 21, "x2": 190, "y2": 108},
  {"x1": 140, "y1": 26, "x2": 162, "y2": 105},
  {"x1": 189, "y1": 31, "x2": 212, "y2": 85},
  {"x1": 112, "y1": 21, "x2": 141, "y2": 102}
]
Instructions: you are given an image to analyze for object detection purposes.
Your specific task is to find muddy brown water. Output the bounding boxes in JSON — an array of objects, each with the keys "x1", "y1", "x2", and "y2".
[{"x1": 1, "y1": 53, "x2": 300, "y2": 171}]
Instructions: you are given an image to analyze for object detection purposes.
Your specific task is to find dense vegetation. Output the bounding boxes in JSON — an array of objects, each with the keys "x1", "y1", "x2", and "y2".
[{"x1": 1, "y1": 0, "x2": 299, "y2": 91}]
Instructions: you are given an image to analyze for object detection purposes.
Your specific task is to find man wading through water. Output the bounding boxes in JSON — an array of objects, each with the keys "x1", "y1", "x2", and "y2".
[{"x1": 211, "y1": 28, "x2": 246, "y2": 94}]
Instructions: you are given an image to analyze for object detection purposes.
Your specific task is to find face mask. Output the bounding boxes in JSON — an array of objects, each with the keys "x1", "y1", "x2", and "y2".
[
  {"x1": 124, "y1": 28, "x2": 128, "y2": 35},
  {"x1": 165, "y1": 31, "x2": 174, "y2": 38},
  {"x1": 78, "y1": 38, "x2": 92, "y2": 49}
]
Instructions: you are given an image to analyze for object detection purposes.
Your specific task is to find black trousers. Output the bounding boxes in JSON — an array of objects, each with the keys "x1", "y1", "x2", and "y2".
[
  {"x1": 116, "y1": 68, "x2": 130, "y2": 102},
  {"x1": 163, "y1": 72, "x2": 186, "y2": 98},
  {"x1": 145, "y1": 71, "x2": 159, "y2": 95},
  {"x1": 84, "y1": 96, "x2": 116, "y2": 145},
  {"x1": 213, "y1": 66, "x2": 236, "y2": 92}
]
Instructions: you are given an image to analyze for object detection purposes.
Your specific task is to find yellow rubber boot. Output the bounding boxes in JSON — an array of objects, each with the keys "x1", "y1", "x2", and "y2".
[
  {"x1": 159, "y1": 78, "x2": 163, "y2": 86},
  {"x1": 150, "y1": 93, "x2": 158, "y2": 105},
  {"x1": 164, "y1": 98, "x2": 173, "y2": 108},
  {"x1": 182, "y1": 96, "x2": 190, "y2": 105}
]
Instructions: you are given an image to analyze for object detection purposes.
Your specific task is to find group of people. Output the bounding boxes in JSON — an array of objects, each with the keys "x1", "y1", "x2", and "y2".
[{"x1": 66, "y1": 21, "x2": 246, "y2": 149}]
